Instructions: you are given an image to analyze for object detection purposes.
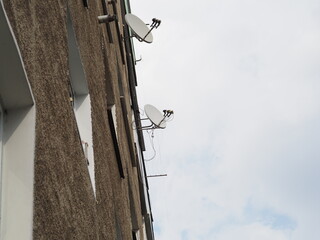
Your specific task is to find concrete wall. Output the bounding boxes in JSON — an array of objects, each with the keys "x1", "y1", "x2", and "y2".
[{"x1": 2, "y1": 0, "x2": 148, "y2": 239}]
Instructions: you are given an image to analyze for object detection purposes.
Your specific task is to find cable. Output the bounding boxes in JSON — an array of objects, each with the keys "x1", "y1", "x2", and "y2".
[
  {"x1": 144, "y1": 129, "x2": 157, "y2": 161},
  {"x1": 139, "y1": 107, "x2": 145, "y2": 116}
]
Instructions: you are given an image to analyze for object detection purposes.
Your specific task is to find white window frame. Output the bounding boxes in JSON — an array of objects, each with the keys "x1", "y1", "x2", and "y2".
[{"x1": 67, "y1": 10, "x2": 96, "y2": 196}]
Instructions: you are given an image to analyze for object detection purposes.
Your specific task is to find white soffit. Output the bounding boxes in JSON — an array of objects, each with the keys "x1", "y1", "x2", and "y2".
[
  {"x1": 67, "y1": 10, "x2": 89, "y2": 96},
  {"x1": 0, "y1": 5, "x2": 33, "y2": 110}
]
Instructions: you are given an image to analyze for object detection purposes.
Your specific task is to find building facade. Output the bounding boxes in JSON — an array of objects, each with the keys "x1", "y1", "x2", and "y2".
[{"x1": 0, "y1": 0, "x2": 154, "y2": 239}]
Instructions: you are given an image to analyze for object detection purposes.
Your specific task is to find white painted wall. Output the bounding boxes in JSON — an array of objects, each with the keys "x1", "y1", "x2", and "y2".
[
  {"x1": 74, "y1": 95, "x2": 95, "y2": 196},
  {"x1": 1, "y1": 107, "x2": 35, "y2": 240}
]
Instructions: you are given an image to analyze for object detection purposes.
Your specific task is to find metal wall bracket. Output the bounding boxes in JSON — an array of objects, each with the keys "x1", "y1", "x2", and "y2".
[{"x1": 98, "y1": 14, "x2": 117, "y2": 23}]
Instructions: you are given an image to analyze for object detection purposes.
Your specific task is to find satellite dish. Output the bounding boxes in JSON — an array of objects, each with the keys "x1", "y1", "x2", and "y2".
[
  {"x1": 125, "y1": 14, "x2": 154, "y2": 43},
  {"x1": 144, "y1": 104, "x2": 166, "y2": 129}
]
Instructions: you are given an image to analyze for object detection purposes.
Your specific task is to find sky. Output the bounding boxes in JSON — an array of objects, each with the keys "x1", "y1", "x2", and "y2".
[{"x1": 130, "y1": 0, "x2": 320, "y2": 239}]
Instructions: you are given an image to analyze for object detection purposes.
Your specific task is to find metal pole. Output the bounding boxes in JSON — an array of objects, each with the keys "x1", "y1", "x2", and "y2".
[{"x1": 147, "y1": 174, "x2": 167, "y2": 178}]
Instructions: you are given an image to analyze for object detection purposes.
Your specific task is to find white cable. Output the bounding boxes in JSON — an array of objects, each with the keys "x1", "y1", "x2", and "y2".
[
  {"x1": 144, "y1": 129, "x2": 157, "y2": 161},
  {"x1": 139, "y1": 107, "x2": 145, "y2": 116}
]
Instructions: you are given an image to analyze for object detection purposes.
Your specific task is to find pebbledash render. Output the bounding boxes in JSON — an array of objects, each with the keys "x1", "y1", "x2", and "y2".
[{"x1": 0, "y1": 0, "x2": 154, "y2": 239}]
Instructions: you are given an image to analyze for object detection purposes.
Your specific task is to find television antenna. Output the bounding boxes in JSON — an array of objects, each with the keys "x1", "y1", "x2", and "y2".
[
  {"x1": 125, "y1": 14, "x2": 161, "y2": 43},
  {"x1": 140, "y1": 104, "x2": 174, "y2": 130}
]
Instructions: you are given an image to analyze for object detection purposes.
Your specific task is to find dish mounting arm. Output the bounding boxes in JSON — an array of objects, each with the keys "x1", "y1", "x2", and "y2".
[{"x1": 141, "y1": 18, "x2": 161, "y2": 42}]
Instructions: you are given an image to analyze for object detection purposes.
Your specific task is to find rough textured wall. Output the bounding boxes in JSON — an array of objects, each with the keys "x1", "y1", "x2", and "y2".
[{"x1": 3, "y1": 0, "x2": 145, "y2": 239}]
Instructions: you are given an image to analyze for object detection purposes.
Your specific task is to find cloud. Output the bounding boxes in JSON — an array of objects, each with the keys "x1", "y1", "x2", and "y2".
[
  {"x1": 214, "y1": 223, "x2": 290, "y2": 240},
  {"x1": 131, "y1": 0, "x2": 320, "y2": 239}
]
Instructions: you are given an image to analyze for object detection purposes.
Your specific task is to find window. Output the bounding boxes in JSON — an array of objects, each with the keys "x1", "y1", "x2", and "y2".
[
  {"x1": 82, "y1": 0, "x2": 88, "y2": 8},
  {"x1": 67, "y1": 10, "x2": 96, "y2": 195},
  {"x1": 107, "y1": 106, "x2": 125, "y2": 178},
  {"x1": 103, "y1": 48, "x2": 125, "y2": 178},
  {"x1": 0, "y1": 3, "x2": 35, "y2": 239},
  {"x1": 132, "y1": 231, "x2": 137, "y2": 240},
  {"x1": 116, "y1": 61, "x2": 137, "y2": 166}
]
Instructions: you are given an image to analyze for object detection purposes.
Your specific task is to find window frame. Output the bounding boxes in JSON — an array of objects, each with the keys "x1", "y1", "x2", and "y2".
[
  {"x1": 67, "y1": 9, "x2": 96, "y2": 195},
  {"x1": 107, "y1": 105, "x2": 125, "y2": 178}
]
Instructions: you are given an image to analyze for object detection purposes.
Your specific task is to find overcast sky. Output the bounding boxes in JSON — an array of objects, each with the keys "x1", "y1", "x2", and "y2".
[{"x1": 130, "y1": 0, "x2": 320, "y2": 239}]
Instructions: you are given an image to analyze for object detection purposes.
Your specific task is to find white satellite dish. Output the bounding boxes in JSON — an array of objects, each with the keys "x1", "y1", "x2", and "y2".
[
  {"x1": 144, "y1": 104, "x2": 166, "y2": 128},
  {"x1": 125, "y1": 14, "x2": 154, "y2": 43}
]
